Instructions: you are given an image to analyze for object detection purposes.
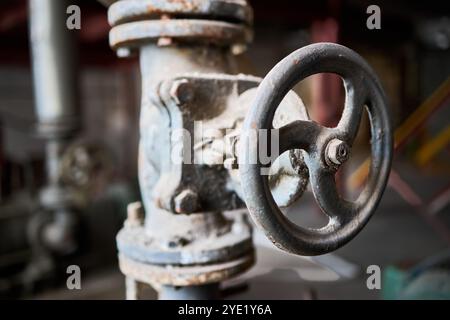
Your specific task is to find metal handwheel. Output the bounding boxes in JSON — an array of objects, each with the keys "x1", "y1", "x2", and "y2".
[{"x1": 239, "y1": 43, "x2": 393, "y2": 256}]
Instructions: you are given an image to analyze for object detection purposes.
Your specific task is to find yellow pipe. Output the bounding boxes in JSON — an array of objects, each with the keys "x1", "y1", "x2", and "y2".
[
  {"x1": 350, "y1": 77, "x2": 450, "y2": 188},
  {"x1": 393, "y1": 77, "x2": 450, "y2": 149},
  {"x1": 415, "y1": 126, "x2": 450, "y2": 167}
]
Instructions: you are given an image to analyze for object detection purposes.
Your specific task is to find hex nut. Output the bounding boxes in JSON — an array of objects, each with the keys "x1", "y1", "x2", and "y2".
[
  {"x1": 166, "y1": 236, "x2": 190, "y2": 249},
  {"x1": 326, "y1": 139, "x2": 350, "y2": 166}
]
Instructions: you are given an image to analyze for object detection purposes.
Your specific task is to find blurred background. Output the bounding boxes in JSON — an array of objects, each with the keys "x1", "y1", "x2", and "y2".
[{"x1": 0, "y1": 0, "x2": 449, "y2": 299}]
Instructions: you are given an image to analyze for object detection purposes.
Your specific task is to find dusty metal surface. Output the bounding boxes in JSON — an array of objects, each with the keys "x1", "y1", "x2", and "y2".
[
  {"x1": 118, "y1": 252, "x2": 255, "y2": 287},
  {"x1": 239, "y1": 43, "x2": 393, "y2": 256},
  {"x1": 108, "y1": 0, "x2": 253, "y2": 53},
  {"x1": 109, "y1": 19, "x2": 252, "y2": 50},
  {"x1": 118, "y1": 208, "x2": 253, "y2": 265},
  {"x1": 108, "y1": 0, "x2": 253, "y2": 26}
]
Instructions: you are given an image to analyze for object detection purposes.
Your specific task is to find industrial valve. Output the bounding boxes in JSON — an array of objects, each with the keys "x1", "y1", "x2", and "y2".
[{"x1": 105, "y1": 0, "x2": 393, "y2": 300}]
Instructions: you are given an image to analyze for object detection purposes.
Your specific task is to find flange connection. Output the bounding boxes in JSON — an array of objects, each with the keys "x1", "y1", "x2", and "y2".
[
  {"x1": 108, "y1": 0, "x2": 253, "y2": 54},
  {"x1": 118, "y1": 203, "x2": 254, "y2": 288}
]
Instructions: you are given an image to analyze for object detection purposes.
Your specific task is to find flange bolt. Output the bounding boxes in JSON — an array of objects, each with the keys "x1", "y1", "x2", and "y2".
[{"x1": 125, "y1": 202, "x2": 144, "y2": 228}]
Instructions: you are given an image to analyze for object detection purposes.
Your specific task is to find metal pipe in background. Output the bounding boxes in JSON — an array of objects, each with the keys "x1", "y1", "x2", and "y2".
[
  {"x1": 28, "y1": 0, "x2": 80, "y2": 257},
  {"x1": 29, "y1": 0, "x2": 79, "y2": 138}
]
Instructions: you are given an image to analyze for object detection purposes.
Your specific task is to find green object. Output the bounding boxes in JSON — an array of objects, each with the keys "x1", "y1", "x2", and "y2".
[
  {"x1": 382, "y1": 266, "x2": 408, "y2": 300},
  {"x1": 382, "y1": 266, "x2": 450, "y2": 300}
]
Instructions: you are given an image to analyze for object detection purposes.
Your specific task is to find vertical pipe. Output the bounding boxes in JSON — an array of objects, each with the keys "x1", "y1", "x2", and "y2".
[
  {"x1": 125, "y1": 277, "x2": 143, "y2": 300},
  {"x1": 159, "y1": 284, "x2": 220, "y2": 300},
  {"x1": 45, "y1": 140, "x2": 64, "y2": 186},
  {"x1": 29, "y1": 0, "x2": 79, "y2": 138},
  {"x1": 29, "y1": 0, "x2": 80, "y2": 190},
  {"x1": 28, "y1": 0, "x2": 80, "y2": 256}
]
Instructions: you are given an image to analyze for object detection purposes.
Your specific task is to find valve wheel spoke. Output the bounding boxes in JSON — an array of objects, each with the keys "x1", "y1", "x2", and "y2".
[
  {"x1": 278, "y1": 120, "x2": 321, "y2": 154},
  {"x1": 337, "y1": 73, "x2": 368, "y2": 143},
  {"x1": 306, "y1": 155, "x2": 356, "y2": 225}
]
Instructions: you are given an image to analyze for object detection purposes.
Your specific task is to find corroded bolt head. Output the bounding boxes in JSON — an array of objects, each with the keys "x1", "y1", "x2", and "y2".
[
  {"x1": 174, "y1": 189, "x2": 199, "y2": 214},
  {"x1": 170, "y1": 79, "x2": 193, "y2": 105},
  {"x1": 326, "y1": 139, "x2": 350, "y2": 165},
  {"x1": 125, "y1": 201, "x2": 144, "y2": 228},
  {"x1": 117, "y1": 47, "x2": 137, "y2": 58},
  {"x1": 166, "y1": 236, "x2": 190, "y2": 249}
]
